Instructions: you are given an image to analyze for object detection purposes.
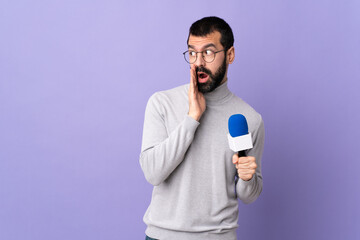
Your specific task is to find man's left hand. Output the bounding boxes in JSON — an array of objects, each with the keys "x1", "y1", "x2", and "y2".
[{"x1": 232, "y1": 154, "x2": 257, "y2": 181}]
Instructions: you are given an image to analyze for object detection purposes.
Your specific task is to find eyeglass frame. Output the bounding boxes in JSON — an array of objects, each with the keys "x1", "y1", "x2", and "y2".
[{"x1": 182, "y1": 49, "x2": 226, "y2": 64}]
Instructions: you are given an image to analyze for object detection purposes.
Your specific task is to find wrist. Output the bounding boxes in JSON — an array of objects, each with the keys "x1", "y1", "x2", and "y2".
[{"x1": 188, "y1": 113, "x2": 200, "y2": 122}]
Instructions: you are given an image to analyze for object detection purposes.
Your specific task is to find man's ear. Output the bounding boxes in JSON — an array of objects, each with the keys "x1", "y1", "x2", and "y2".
[{"x1": 227, "y1": 46, "x2": 235, "y2": 64}]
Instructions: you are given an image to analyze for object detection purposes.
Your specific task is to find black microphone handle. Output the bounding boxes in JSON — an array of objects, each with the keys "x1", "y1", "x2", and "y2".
[{"x1": 238, "y1": 150, "x2": 247, "y2": 157}]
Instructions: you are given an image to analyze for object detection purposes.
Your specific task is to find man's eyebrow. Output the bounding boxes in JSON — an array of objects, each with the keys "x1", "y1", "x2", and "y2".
[
  {"x1": 203, "y1": 43, "x2": 217, "y2": 49},
  {"x1": 188, "y1": 43, "x2": 217, "y2": 49}
]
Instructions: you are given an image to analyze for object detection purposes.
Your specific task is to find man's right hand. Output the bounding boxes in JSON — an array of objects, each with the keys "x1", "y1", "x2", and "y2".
[{"x1": 188, "y1": 65, "x2": 206, "y2": 122}]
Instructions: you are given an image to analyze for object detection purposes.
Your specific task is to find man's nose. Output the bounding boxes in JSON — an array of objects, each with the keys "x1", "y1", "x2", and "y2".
[{"x1": 194, "y1": 52, "x2": 206, "y2": 67}]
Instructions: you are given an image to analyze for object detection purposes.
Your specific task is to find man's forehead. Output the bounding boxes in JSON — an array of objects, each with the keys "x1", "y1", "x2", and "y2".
[{"x1": 188, "y1": 31, "x2": 221, "y2": 49}]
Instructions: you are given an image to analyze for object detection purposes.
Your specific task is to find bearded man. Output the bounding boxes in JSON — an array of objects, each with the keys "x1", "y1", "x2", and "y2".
[{"x1": 140, "y1": 16, "x2": 265, "y2": 240}]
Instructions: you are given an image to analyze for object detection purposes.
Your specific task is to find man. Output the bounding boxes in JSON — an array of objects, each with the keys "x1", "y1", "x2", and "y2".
[{"x1": 140, "y1": 16, "x2": 265, "y2": 240}]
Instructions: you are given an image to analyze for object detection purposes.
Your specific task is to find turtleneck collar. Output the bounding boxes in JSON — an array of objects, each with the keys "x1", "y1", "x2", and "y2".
[{"x1": 203, "y1": 80, "x2": 233, "y2": 105}]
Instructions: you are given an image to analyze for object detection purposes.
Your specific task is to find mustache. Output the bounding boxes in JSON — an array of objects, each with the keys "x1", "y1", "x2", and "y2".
[{"x1": 196, "y1": 66, "x2": 212, "y2": 75}]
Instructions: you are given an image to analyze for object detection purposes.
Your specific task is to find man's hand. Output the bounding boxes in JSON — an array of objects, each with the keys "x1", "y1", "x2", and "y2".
[
  {"x1": 188, "y1": 65, "x2": 206, "y2": 121},
  {"x1": 232, "y1": 154, "x2": 257, "y2": 181}
]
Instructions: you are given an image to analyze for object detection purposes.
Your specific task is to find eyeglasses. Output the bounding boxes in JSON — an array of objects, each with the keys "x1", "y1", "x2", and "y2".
[{"x1": 183, "y1": 49, "x2": 225, "y2": 64}]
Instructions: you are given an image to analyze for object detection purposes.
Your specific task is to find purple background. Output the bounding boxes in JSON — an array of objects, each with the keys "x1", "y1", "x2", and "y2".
[{"x1": 1, "y1": 1, "x2": 359, "y2": 239}]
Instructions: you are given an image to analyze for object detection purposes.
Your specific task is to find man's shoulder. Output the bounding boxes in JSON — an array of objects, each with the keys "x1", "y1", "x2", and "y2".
[
  {"x1": 229, "y1": 94, "x2": 263, "y2": 128},
  {"x1": 148, "y1": 83, "x2": 189, "y2": 103},
  {"x1": 157, "y1": 83, "x2": 189, "y2": 96}
]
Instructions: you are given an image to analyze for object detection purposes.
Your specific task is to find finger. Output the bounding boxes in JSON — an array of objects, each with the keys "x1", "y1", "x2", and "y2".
[
  {"x1": 238, "y1": 156, "x2": 255, "y2": 164},
  {"x1": 250, "y1": 162, "x2": 257, "y2": 169},
  {"x1": 238, "y1": 168, "x2": 256, "y2": 175},
  {"x1": 238, "y1": 157, "x2": 251, "y2": 164},
  {"x1": 191, "y1": 65, "x2": 197, "y2": 91},
  {"x1": 232, "y1": 154, "x2": 239, "y2": 164},
  {"x1": 189, "y1": 66, "x2": 194, "y2": 93},
  {"x1": 237, "y1": 170, "x2": 251, "y2": 177},
  {"x1": 238, "y1": 174, "x2": 253, "y2": 181},
  {"x1": 237, "y1": 169, "x2": 255, "y2": 176},
  {"x1": 237, "y1": 161, "x2": 257, "y2": 170},
  {"x1": 236, "y1": 163, "x2": 252, "y2": 170}
]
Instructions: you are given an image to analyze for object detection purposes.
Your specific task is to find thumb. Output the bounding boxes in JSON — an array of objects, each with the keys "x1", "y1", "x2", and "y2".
[{"x1": 232, "y1": 154, "x2": 238, "y2": 164}]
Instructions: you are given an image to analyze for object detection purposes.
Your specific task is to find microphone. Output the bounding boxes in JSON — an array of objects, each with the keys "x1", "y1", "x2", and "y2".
[{"x1": 228, "y1": 114, "x2": 253, "y2": 157}]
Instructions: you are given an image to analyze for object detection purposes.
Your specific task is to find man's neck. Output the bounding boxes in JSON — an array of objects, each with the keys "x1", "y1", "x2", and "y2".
[{"x1": 220, "y1": 76, "x2": 228, "y2": 85}]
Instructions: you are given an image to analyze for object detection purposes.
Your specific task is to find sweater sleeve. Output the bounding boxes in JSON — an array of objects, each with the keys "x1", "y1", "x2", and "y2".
[
  {"x1": 139, "y1": 93, "x2": 200, "y2": 186},
  {"x1": 236, "y1": 116, "x2": 265, "y2": 204}
]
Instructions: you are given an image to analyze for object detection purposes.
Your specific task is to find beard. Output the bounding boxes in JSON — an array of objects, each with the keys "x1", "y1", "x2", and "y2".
[{"x1": 196, "y1": 56, "x2": 227, "y2": 94}]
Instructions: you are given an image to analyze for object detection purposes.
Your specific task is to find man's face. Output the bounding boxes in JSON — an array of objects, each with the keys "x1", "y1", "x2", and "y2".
[{"x1": 188, "y1": 31, "x2": 227, "y2": 93}]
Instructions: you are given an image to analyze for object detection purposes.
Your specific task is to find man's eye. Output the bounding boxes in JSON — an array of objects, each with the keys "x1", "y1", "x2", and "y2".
[
  {"x1": 205, "y1": 50, "x2": 213, "y2": 55},
  {"x1": 189, "y1": 51, "x2": 196, "y2": 56}
]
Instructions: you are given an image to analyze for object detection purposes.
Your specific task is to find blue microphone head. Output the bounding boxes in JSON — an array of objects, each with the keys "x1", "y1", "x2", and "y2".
[{"x1": 228, "y1": 114, "x2": 249, "y2": 137}]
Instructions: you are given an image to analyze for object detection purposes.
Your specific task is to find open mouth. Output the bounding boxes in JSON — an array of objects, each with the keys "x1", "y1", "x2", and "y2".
[{"x1": 197, "y1": 72, "x2": 209, "y2": 83}]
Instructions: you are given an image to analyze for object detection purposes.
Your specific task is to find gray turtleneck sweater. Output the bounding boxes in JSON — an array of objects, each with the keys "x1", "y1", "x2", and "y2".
[{"x1": 140, "y1": 81, "x2": 265, "y2": 240}]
